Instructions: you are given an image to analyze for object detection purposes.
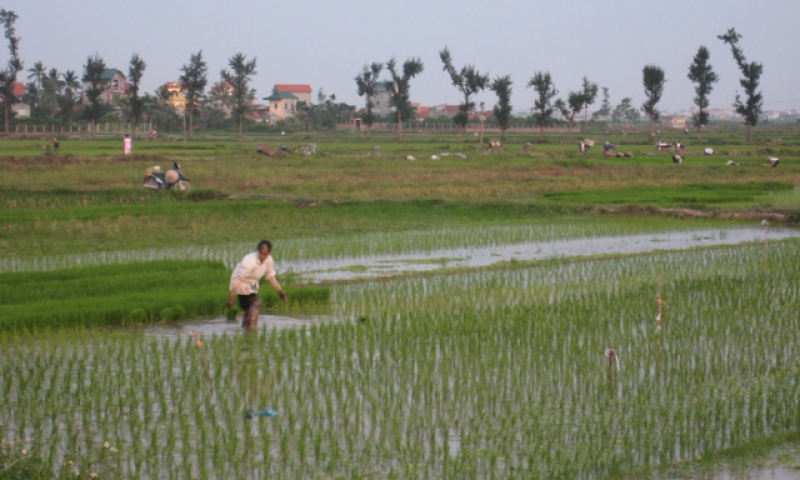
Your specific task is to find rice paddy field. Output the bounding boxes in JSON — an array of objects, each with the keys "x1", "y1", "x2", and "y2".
[{"x1": 2, "y1": 128, "x2": 800, "y2": 479}]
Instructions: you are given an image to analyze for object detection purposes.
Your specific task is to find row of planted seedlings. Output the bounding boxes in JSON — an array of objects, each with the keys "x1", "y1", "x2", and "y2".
[
  {"x1": 2, "y1": 239, "x2": 799, "y2": 478},
  {"x1": 0, "y1": 260, "x2": 329, "y2": 331},
  {"x1": 0, "y1": 217, "x2": 750, "y2": 273}
]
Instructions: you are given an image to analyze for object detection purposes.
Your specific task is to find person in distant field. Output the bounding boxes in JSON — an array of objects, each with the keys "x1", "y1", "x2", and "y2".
[
  {"x1": 51, "y1": 138, "x2": 60, "y2": 153},
  {"x1": 149, "y1": 129, "x2": 157, "y2": 140},
  {"x1": 227, "y1": 240, "x2": 287, "y2": 329},
  {"x1": 124, "y1": 134, "x2": 132, "y2": 156}
]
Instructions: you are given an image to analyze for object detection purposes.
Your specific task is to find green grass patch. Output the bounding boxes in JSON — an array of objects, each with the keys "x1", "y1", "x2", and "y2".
[
  {"x1": 543, "y1": 181, "x2": 794, "y2": 208},
  {"x1": 0, "y1": 260, "x2": 329, "y2": 331}
]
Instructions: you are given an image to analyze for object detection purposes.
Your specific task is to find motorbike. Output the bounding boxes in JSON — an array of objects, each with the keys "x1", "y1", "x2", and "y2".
[{"x1": 142, "y1": 161, "x2": 192, "y2": 191}]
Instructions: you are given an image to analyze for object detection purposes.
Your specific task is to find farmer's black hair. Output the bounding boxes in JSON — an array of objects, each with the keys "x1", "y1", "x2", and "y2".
[{"x1": 257, "y1": 240, "x2": 272, "y2": 251}]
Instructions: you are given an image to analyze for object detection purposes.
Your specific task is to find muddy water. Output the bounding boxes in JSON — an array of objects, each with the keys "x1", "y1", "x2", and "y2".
[
  {"x1": 280, "y1": 227, "x2": 800, "y2": 282},
  {"x1": 144, "y1": 314, "x2": 335, "y2": 337}
]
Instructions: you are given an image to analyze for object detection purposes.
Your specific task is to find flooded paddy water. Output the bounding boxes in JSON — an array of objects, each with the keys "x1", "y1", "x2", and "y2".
[
  {"x1": 284, "y1": 226, "x2": 800, "y2": 282},
  {"x1": 3, "y1": 223, "x2": 800, "y2": 479}
]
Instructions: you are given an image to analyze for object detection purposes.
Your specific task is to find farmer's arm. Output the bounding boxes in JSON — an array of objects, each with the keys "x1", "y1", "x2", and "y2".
[
  {"x1": 226, "y1": 286, "x2": 238, "y2": 308},
  {"x1": 268, "y1": 276, "x2": 287, "y2": 302}
]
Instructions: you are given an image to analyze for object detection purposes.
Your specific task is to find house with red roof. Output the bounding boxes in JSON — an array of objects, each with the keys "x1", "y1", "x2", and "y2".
[
  {"x1": 273, "y1": 84, "x2": 312, "y2": 105},
  {"x1": 414, "y1": 104, "x2": 430, "y2": 120},
  {"x1": 10, "y1": 82, "x2": 30, "y2": 118},
  {"x1": 430, "y1": 104, "x2": 461, "y2": 118}
]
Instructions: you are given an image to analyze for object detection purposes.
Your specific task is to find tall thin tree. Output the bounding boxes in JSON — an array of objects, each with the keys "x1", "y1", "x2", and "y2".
[
  {"x1": 687, "y1": 46, "x2": 719, "y2": 140},
  {"x1": 27, "y1": 61, "x2": 46, "y2": 89},
  {"x1": 641, "y1": 64, "x2": 666, "y2": 140},
  {"x1": 354, "y1": 62, "x2": 383, "y2": 137},
  {"x1": 220, "y1": 52, "x2": 257, "y2": 139},
  {"x1": 490, "y1": 75, "x2": 513, "y2": 141},
  {"x1": 128, "y1": 53, "x2": 147, "y2": 135},
  {"x1": 57, "y1": 70, "x2": 80, "y2": 130},
  {"x1": 82, "y1": 54, "x2": 108, "y2": 139},
  {"x1": 180, "y1": 50, "x2": 208, "y2": 140},
  {"x1": 62, "y1": 70, "x2": 80, "y2": 97},
  {"x1": 527, "y1": 71, "x2": 558, "y2": 138},
  {"x1": 717, "y1": 28, "x2": 763, "y2": 143},
  {"x1": 581, "y1": 76, "x2": 598, "y2": 124},
  {"x1": 439, "y1": 47, "x2": 489, "y2": 141},
  {"x1": 26, "y1": 61, "x2": 45, "y2": 113},
  {"x1": 592, "y1": 87, "x2": 611, "y2": 120},
  {"x1": 385, "y1": 57, "x2": 424, "y2": 140},
  {"x1": 0, "y1": 9, "x2": 23, "y2": 136}
]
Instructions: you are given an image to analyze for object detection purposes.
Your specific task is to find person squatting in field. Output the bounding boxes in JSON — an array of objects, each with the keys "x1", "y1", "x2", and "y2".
[{"x1": 227, "y1": 240, "x2": 287, "y2": 328}]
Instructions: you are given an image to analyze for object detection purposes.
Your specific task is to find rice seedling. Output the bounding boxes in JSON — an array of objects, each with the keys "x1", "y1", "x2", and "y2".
[
  {"x1": 0, "y1": 261, "x2": 329, "y2": 331},
  {"x1": 2, "y1": 237, "x2": 799, "y2": 478}
]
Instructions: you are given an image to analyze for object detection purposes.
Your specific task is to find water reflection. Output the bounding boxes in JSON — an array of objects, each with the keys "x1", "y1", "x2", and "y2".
[
  {"x1": 144, "y1": 314, "x2": 335, "y2": 337},
  {"x1": 283, "y1": 227, "x2": 800, "y2": 282}
]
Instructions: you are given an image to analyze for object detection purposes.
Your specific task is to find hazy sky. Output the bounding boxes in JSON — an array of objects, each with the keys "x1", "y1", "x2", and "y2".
[{"x1": 5, "y1": 0, "x2": 799, "y2": 114}]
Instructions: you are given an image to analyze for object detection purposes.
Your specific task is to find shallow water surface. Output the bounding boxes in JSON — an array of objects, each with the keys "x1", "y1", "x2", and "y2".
[
  {"x1": 281, "y1": 227, "x2": 800, "y2": 281},
  {"x1": 144, "y1": 313, "x2": 334, "y2": 337}
]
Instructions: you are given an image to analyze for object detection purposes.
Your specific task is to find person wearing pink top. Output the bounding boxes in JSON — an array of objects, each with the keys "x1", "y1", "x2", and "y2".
[
  {"x1": 123, "y1": 134, "x2": 132, "y2": 156},
  {"x1": 226, "y1": 240, "x2": 287, "y2": 329}
]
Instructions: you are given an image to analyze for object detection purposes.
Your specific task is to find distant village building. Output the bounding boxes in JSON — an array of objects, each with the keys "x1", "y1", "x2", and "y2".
[
  {"x1": 371, "y1": 82, "x2": 393, "y2": 117},
  {"x1": 273, "y1": 84, "x2": 312, "y2": 105},
  {"x1": 263, "y1": 91, "x2": 299, "y2": 124},
  {"x1": 10, "y1": 82, "x2": 28, "y2": 118},
  {"x1": 260, "y1": 84, "x2": 311, "y2": 124},
  {"x1": 708, "y1": 108, "x2": 736, "y2": 121},
  {"x1": 81, "y1": 68, "x2": 129, "y2": 106},
  {"x1": 160, "y1": 81, "x2": 187, "y2": 112},
  {"x1": 430, "y1": 104, "x2": 461, "y2": 118},
  {"x1": 660, "y1": 115, "x2": 686, "y2": 129}
]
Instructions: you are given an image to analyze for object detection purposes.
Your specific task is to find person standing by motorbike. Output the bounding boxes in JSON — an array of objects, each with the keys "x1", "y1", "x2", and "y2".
[{"x1": 226, "y1": 240, "x2": 287, "y2": 329}]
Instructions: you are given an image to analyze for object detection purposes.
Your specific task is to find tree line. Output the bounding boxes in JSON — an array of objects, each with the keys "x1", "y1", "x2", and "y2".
[
  {"x1": 355, "y1": 31, "x2": 763, "y2": 142},
  {"x1": 0, "y1": 8, "x2": 765, "y2": 142}
]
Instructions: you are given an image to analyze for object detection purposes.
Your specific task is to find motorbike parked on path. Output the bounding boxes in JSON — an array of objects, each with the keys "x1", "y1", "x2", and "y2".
[{"x1": 142, "y1": 162, "x2": 192, "y2": 191}]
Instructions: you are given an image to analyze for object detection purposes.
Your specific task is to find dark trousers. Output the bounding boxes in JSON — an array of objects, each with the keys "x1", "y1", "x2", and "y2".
[{"x1": 238, "y1": 294, "x2": 261, "y2": 329}]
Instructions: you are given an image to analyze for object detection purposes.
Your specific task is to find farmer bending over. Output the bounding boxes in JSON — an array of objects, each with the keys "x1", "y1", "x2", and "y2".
[{"x1": 227, "y1": 240, "x2": 287, "y2": 329}]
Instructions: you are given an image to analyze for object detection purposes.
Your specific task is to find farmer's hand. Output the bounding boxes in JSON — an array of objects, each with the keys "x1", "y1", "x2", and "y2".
[
  {"x1": 226, "y1": 295, "x2": 235, "y2": 309},
  {"x1": 278, "y1": 289, "x2": 287, "y2": 302}
]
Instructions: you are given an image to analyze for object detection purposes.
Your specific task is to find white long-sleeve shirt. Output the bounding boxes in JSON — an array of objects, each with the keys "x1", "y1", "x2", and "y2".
[{"x1": 229, "y1": 252, "x2": 276, "y2": 295}]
